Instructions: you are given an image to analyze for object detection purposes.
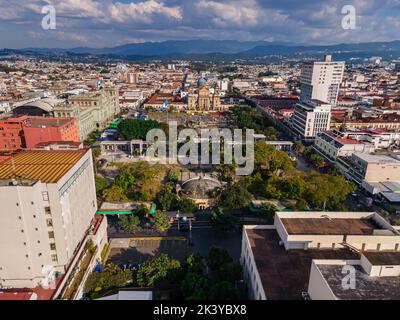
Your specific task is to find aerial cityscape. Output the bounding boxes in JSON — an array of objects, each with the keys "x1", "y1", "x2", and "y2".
[{"x1": 1, "y1": 0, "x2": 400, "y2": 307}]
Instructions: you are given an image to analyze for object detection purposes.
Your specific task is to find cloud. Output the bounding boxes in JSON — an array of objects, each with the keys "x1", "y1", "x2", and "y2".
[
  {"x1": 0, "y1": 0, "x2": 399, "y2": 47},
  {"x1": 195, "y1": 0, "x2": 260, "y2": 26},
  {"x1": 107, "y1": 0, "x2": 182, "y2": 24}
]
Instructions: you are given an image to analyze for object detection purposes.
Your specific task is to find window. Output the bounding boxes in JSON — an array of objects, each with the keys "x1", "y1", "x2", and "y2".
[
  {"x1": 48, "y1": 231, "x2": 55, "y2": 239},
  {"x1": 51, "y1": 254, "x2": 58, "y2": 263},
  {"x1": 46, "y1": 219, "x2": 53, "y2": 227},
  {"x1": 42, "y1": 192, "x2": 49, "y2": 201},
  {"x1": 50, "y1": 243, "x2": 56, "y2": 250},
  {"x1": 45, "y1": 207, "x2": 51, "y2": 214}
]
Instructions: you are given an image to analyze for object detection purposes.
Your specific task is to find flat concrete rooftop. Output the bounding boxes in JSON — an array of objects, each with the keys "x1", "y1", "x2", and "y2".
[
  {"x1": 245, "y1": 228, "x2": 359, "y2": 300},
  {"x1": 280, "y1": 218, "x2": 385, "y2": 236},
  {"x1": 363, "y1": 251, "x2": 400, "y2": 266},
  {"x1": 318, "y1": 264, "x2": 400, "y2": 300}
]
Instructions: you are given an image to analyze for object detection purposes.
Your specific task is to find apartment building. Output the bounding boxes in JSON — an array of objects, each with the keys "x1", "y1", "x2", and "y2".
[
  {"x1": 337, "y1": 152, "x2": 400, "y2": 185},
  {"x1": 333, "y1": 129, "x2": 400, "y2": 150},
  {"x1": 0, "y1": 149, "x2": 107, "y2": 291},
  {"x1": 241, "y1": 211, "x2": 400, "y2": 300},
  {"x1": 300, "y1": 55, "x2": 345, "y2": 106},
  {"x1": 291, "y1": 100, "x2": 332, "y2": 141},
  {"x1": 0, "y1": 116, "x2": 78, "y2": 152},
  {"x1": 314, "y1": 131, "x2": 375, "y2": 162}
]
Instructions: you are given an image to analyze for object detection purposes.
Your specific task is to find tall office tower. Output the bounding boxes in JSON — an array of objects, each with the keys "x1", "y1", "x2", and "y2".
[
  {"x1": 300, "y1": 55, "x2": 345, "y2": 106},
  {"x1": 291, "y1": 100, "x2": 332, "y2": 141},
  {"x1": 0, "y1": 149, "x2": 107, "y2": 291}
]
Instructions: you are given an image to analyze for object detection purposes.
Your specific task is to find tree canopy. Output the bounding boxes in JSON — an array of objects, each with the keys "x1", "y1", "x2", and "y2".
[
  {"x1": 118, "y1": 118, "x2": 168, "y2": 140},
  {"x1": 136, "y1": 254, "x2": 181, "y2": 287}
]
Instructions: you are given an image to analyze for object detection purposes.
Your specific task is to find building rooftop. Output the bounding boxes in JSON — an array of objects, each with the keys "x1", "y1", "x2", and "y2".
[
  {"x1": 245, "y1": 228, "x2": 359, "y2": 300},
  {"x1": 354, "y1": 153, "x2": 400, "y2": 164},
  {"x1": 0, "y1": 149, "x2": 87, "y2": 183},
  {"x1": 24, "y1": 117, "x2": 74, "y2": 128},
  {"x1": 363, "y1": 251, "x2": 400, "y2": 266},
  {"x1": 280, "y1": 217, "x2": 383, "y2": 236},
  {"x1": 0, "y1": 290, "x2": 37, "y2": 300},
  {"x1": 318, "y1": 264, "x2": 400, "y2": 300}
]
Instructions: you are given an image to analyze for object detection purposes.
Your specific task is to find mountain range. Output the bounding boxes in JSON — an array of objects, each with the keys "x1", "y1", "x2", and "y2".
[{"x1": 4, "y1": 39, "x2": 400, "y2": 61}]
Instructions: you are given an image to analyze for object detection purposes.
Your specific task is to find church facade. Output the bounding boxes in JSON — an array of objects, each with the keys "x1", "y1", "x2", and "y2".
[{"x1": 187, "y1": 85, "x2": 222, "y2": 111}]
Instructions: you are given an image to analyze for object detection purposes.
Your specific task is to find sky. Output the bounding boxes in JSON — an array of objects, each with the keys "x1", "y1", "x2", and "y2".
[{"x1": 0, "y1": 0, "x2": 399, "y2": 49}]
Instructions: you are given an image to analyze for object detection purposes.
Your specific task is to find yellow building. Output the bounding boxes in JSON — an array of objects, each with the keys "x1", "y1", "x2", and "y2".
[{"x1": 188, "y1": 85, "x2": 221, "y2": 111}]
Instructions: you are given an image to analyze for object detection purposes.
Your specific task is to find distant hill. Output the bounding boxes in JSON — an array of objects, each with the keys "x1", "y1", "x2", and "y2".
[{"x1": 5, "y1": 39, "x2": 400, "y2": 61}]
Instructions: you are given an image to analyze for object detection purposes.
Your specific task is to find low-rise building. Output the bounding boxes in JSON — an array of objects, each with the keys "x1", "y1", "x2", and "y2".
[
  {"x1": 0, "y1": 116, "x2": 79, "y2": 152},
  {"x1": 314, "y1": 131, "x2": 375, "y2": 162},
  {"x1": 241, "y1": 211, "x2": 400, "y2": 300},
  {"x1": 337, "y1": 152, "x2": 400, "y2": 185},
  {"x1": 308, "y1": 252, "x2": 400, "y2": 300}
]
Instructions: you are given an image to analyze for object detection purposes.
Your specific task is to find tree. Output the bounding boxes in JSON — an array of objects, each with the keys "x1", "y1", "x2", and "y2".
[
  {"x1": 92, "y1": 148, "x2": 101, "y2": 159},
  {"x1": 84, "y1": 272, "x2": 101, "y2": 294},
  {"x1": 114, "y1": 170, "x2": 135, "y2": 190},
  {"x1": 157, "y1": 184, "x2": 177, "y2": 211},
  {"x1": 304, "y1": 171, "x2": 354, "y2": 210},
  {"x1": 309, "y1": 153, "x2": 326, "y2": 168},
  {"x1": 182, "y1": 273, "x2": 210, "y2": 299},
  {"x1": 293, "y1": 140, "x2": 305, "y2": 153},
  {"x1": 206, "y1": 246, "x2": 233, "y2": 271},
  {"x1": 119, "y1": 215, "x2": 140, "y2": 234},
  {"x1": 210, "y1": 207, "x2": 239, "y2": 232},
  {"x1": 136, "y1": 254, "x2": 181, "y2": 287},
  {"x1": 217, "y1": 181, "x2": 252, "y2": 210},
  {"x1": 216, "y1": 262, "x2": 243, "y2": 283},
  {"x1": 154, "y1": 211, "x2": 171, "y2": 233},
  {"x1": 216, "y1": 164, "x2": 237, "y2": 183},
  {"x1": 168, "y1": 169, "x2": 179, "y2": 184},
  {"x1": 102, "y1": 185, "x2": 128, "y2": 203},
  {"x1": 209, "y1": 281, "x2": 239, "y2": 300},
  {"x1": 254, "y1": 141, "x2": 295, "y2": 176},
  {"x1": 296, "y1": 198, "x2": 309, "y2": 211},
  {"x1": 95, "y1": 175, "x2": 108, "y2": 197},
  {"x1": 259, "y1": 203, "x2": 278, "y2": 224},
  {"x1": 98, "y1": 263, "x2": 133, "y2": 290},
  {"x1": 118, "y1": 118, "x2": 163, "y2": 140},
  {"x1": 186, "y1": 253, "x2": 204, "y2": 274},
  {"x1": 178, "y1": 198, "x2": 198, "y2": 214},
  {"x1": 279, "y1": 176, "x2": 306, "y2": 200},
  {"x1": 84, "y1": 263, "x2": 132, "y2": 294}
]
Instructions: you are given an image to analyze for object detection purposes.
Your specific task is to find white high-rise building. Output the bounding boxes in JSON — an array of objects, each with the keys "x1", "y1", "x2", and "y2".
[
  {"x1": 0, "y1": 149, "x2": 107, "y2": 291},
  {"x1": 291, "y1": 100, "x2": 332, "y2": 141},
  {"x1": 300, "y1": 55, "x2": 345, "y2": 106}
]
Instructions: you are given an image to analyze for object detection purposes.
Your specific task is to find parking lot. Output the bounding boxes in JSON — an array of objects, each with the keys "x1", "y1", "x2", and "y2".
[{"x1": 107, "y1": 237, "x2": 192, "y2": 265}]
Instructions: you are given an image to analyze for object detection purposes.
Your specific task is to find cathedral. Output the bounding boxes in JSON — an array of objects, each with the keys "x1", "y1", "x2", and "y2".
[{"x1": 187, "y1": 84, "x2": 221, "y2": 111}]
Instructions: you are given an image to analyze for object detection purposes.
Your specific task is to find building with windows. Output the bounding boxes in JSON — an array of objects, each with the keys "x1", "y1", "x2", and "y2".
[
  {"x1": 291, "y1": 100, "x2": 332, "y2": 142},
  {"x1": 0, "y1": 116, "x2": 78, "y2": 152},
  {"x1": 187, "y1": 85, "x2": 222, "y2": 111},
  {"x1": 314, "y1": 130, "x2": 375, "y2": 162},
  {"x1": 12, "y1": 88, "x2": 120, "y2": 142},
  {"x1": 300, "y1": 55, "x2": 345, "y2": 106},
  {"x1": 0, "y1": 149, "x2": 107, "y2": 293},
  {"x1": 241, "y1": 211, "x2": 400, "y2": 300},
  {"x1": 337, "y1": 152, "x2": 400, "y2": 185},
  {"x1": 55, "y1": 87, "x2": 120, "y2": 138}
]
